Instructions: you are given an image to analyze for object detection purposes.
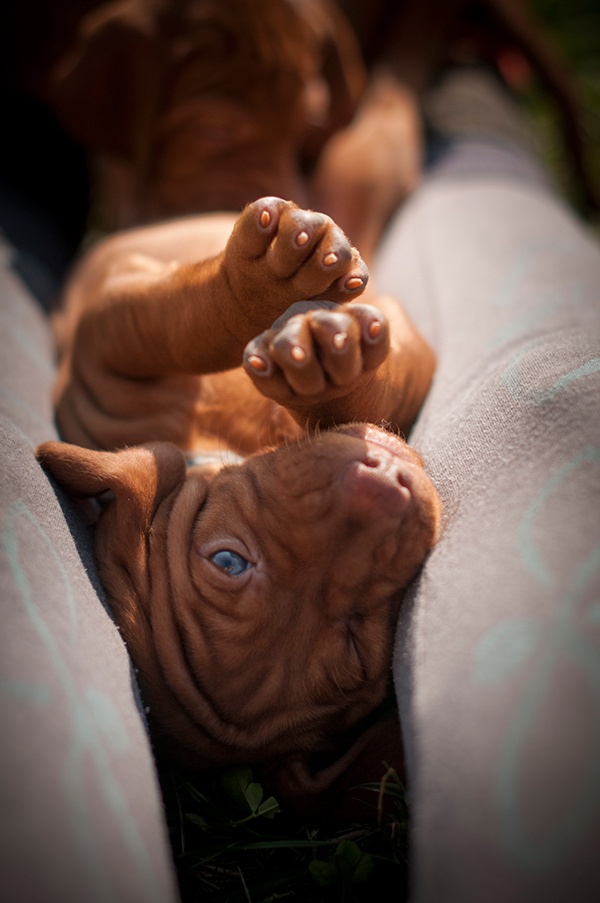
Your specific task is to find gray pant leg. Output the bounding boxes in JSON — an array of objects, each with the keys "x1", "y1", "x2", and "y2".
[{"x1": 375, "y1": 116, "x2": 600, "y2": 902}]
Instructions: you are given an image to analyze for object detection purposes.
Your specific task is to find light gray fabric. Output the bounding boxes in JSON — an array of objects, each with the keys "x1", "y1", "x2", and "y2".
[
  {"x1": 377, "y1": 155, "x2": 600, "y2": 901},
  {"x1": 0, "y1": 239, "x2": 180, "y2": 903},
  {"x1": 423, "y1": 65, "x2": 542, "y2": 163},
  {"x1": 2, "y1": 119, "x2": 598, "y2": 903}
]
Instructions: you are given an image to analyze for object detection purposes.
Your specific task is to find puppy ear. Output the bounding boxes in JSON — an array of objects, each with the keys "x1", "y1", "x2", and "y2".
[
  {"x1": 45, "y1": 1, "x2": 162, "y2": 159},
  {"x1": 43, "y1": 0, "x2": 163, "y2": 228},
  {"x1": 315, "y1": 2, "x2": 367, "y2": 132},
  {"x1": 262, "y1": 713, "x2": 404, "y2": 823},
  {"x1": 35, "y1": 441, "x2": 186, "y2": 503},
  {"x1": 300, "y1": 0, "x2": 367, "y2": 163}
]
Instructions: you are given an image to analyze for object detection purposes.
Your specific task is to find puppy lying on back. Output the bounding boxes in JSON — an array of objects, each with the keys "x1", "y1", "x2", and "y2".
[
  {"x1": 36, "y1": 0, "x2": 441, "y2": 816},
  {"x1": 38, "y1": 197, "x2": 441, "y2": 815}
]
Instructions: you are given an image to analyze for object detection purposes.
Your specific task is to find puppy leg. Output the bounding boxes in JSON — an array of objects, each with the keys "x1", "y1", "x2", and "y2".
[
  {"x1": 243, "y1": 294, "x2": 435, "y2": 435},
  {"x1": 74, "y1": 198, "x2": 369, "y2": 380}
]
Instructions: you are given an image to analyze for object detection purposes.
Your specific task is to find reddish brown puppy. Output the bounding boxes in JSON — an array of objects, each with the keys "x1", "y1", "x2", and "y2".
[
  {"x1": 38, "y1": 197, "x2": 440, "y2": 813},
  {"x1": 37, "y1": 425, "x2": 440, "y2": 772}
]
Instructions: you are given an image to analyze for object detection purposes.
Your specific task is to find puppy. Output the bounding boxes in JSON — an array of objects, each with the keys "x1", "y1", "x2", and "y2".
[
  {"x1": 37, "y1": 196, "x2": 441, "y2": 815},
  {"x1": 26, "y1": 0, "x2": 593, "y2": 816},
  {"x1": 36, "y1": 0, "x2": 441, "y2": 814}
]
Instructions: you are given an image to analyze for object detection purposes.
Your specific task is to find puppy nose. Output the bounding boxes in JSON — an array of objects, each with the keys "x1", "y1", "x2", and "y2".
[
  {"x1": 342, "y1": 451, "x2": 412, "y2": 518},
  {"x1": 363, "y1": 448, "x2": 408, "y2": 480},
  {"x1": 362, "y1": 451, "x2": 385, "y2": 469}
]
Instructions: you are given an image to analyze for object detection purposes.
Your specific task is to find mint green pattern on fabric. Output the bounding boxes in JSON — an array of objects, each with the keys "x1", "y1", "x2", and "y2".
[
  {"x1": 2, "y1": 500, "x2": 167, "y2": 903},
  {"x1": 474, "y1": 447, "x2": 600, "y2": 872},
  {"x1": 489, "y1": 237, "x2": 598, "y2": 353},
  {"x1": 503, "y1": 349, "x2": 600, "y2": 408}
]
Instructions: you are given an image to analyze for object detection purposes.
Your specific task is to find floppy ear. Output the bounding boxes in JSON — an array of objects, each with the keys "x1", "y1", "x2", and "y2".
[
  {"x1": 45, "y1": 0, "x2": 163, "y2": 158},
  {"x1": 262, "y1": 712, "x2": 404, "y2": 823},
  {"x1": 300, "y1": 0, "x2": 367, "y2": 163},
  {"x1": 35, "y1": 441, "x2": 185, "y2": 505},
  {"x1": 315, "y1": 1, "x2": 366, "y2": 128},
  {"x1": 44, "y1": 0, "x2": 164, "y2": 226}
]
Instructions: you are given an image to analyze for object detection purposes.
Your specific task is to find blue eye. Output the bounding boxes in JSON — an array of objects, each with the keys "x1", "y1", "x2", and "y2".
[{"x1": 210, "y1": 550, "x2": 251, "y2": 576}]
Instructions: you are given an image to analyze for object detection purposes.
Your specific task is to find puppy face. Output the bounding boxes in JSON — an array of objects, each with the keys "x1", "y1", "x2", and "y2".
[{"x1": 37, "y1": 424, "x2": 441, "y2": 767}]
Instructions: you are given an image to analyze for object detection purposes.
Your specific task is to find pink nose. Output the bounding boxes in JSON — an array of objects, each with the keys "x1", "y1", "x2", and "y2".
[{"x1": 341, "y1": 450, "x2": 413, "y2": 518}]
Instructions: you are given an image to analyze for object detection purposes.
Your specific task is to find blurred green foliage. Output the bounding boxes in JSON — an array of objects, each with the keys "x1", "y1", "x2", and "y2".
[
  {"x1": 525, "y1": 0, "x2": 600, "y2": 223},
  {"x1": 160, "y1": 764, "x2": 410, "y2": 902}
]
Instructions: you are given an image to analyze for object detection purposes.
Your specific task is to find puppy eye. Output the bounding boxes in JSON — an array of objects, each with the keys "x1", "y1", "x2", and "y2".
[{"x1": 209, "y1": 550, "x2": 251, "y2": 576}]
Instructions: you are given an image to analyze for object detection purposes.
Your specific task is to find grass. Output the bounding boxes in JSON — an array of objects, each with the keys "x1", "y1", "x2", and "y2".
[{"x1": 158, "y1": 763, "x2": 410, "y2": 902}]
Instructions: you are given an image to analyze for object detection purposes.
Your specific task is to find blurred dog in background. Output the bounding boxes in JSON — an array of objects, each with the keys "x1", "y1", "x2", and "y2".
[{"x1": 2, "y1": 0, "x2": 596, "y2": 261}]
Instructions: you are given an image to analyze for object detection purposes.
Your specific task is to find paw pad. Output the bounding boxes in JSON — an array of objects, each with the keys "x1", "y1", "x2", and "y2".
[
  {"x1": 345, "y1": 276, "x2": 364, "y2": 290},
  {"x1": 247, "y1": 353, "x2": 268, "y2": 372},
  {"x1": 290, "y1": 345, "x2": 307, "y2": 363},
  {"x1": 367, "y1": 320, "x2": 383, "y2": 341}
]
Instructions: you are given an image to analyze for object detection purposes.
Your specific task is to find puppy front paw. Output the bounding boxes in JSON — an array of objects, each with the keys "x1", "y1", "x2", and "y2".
[
  {"x1": 224, "y1": 197, "x2": 369, "y2": 320},
  {"x1": 242, "y1": 301, "x2": 389, "y2": 411}
]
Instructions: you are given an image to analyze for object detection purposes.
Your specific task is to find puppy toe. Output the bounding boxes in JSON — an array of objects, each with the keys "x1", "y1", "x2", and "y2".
[
  {"x1": 307, "y1": 310, "x2": 363, "y2": 386},
  {"x1": 243, "y1": 329, "x2": 277, "y2": 380},
  {"x1": 268, "y1": 319, "x2": 328, "y2": 396},
  {"x1": 232, "y1": 196, "x2": 290, "y2": 258},
  {"x1": 266, "y1": 207, "x2": 329, "y2": 278},
  {"x1": 350, "y1": 303, "x2": 390, "y2": 369}
]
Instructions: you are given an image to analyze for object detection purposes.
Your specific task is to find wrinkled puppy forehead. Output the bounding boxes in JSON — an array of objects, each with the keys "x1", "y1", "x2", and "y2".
[
  {"x1": 185, "y1": 442, "x2": 355, "y2": 598},
  {"x1": 203, "y1": 438, "x2": 349, "y2": 531},
  {"x1": 197, "y1": 426, "x2": 439, "y2": 562}
]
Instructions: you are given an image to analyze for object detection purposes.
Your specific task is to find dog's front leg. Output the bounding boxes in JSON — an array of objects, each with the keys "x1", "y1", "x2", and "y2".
[{"x1": 71, "y1": 198, "x2": 369, "y2": 381}]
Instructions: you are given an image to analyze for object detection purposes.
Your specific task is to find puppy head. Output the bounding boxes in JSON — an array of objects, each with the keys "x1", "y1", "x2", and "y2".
[{"x1": 36, "y1": 425, "x2": 441, "y2": 770}]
